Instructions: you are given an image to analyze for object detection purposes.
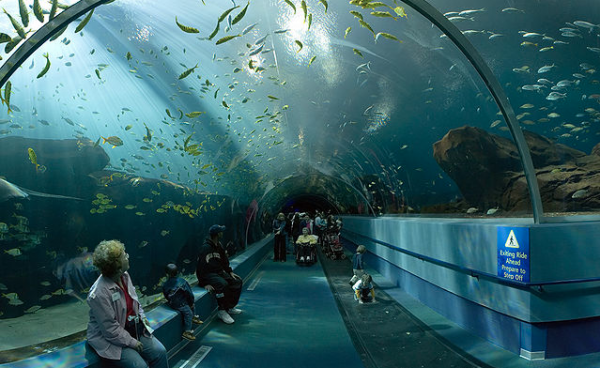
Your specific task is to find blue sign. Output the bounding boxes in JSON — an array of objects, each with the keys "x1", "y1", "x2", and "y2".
[{"x1": 497, "y1": 227, "x2": 530, "y2": 283}]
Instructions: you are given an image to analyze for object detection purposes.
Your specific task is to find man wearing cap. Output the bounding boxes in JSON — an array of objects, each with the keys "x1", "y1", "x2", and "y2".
[{"x1": 195, "y1": 224, "x2": 243, "y2": 324}]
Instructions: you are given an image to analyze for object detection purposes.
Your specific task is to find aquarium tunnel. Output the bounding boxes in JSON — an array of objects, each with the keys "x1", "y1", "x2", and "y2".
[{"x1": 1, "y1": 0, "x2": 600, "y2": 366}]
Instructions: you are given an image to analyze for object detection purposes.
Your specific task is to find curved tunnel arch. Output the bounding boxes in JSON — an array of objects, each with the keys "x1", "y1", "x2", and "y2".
[{"x1": 0, "y1": 0, "x2": 544, "y2": 224}]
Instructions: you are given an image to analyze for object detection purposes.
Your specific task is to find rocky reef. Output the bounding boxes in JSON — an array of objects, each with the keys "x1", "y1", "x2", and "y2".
[{"x1": 432, "y1": 126, "x2": 600, "y2": 213}]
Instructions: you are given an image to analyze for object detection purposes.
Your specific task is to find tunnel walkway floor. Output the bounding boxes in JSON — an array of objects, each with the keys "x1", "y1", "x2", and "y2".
[{"x1": 169, "y1": 239, "x2": 600, "y2": 368}]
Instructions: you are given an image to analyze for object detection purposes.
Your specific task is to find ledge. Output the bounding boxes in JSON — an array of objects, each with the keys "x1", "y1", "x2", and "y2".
[{"x1": 0, "y1": 237, "x2": 271, "y2": 368}]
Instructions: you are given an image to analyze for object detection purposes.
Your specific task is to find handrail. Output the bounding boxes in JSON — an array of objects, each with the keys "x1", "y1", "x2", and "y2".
[
  {"x1": 342, "y1": 229, "x2": 600, "y2": 290},
  {"x1": 400, "y1": 0, "x2": 544, "y2": 224},
  {"x1": 0, "y1": 0, "x2": 113, "y2": 88}
]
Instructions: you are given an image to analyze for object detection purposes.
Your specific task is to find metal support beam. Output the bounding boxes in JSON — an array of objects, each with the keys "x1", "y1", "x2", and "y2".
[{"x1": 0, "y1": 0, "x2": 113, "y2": 88}]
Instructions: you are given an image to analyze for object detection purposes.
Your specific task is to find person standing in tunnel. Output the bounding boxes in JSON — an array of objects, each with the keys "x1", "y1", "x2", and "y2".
[
  {"x1": 196, "y1": 225, "x2": 243, "y2": 324},
  {"x1": 272, "y1": 213, "x2": 287, "y2": 262}
]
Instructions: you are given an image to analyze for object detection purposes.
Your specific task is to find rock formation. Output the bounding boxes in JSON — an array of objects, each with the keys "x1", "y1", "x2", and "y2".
[{"x1": 433, "y1": 126, "x2": 600, "y2": 213}]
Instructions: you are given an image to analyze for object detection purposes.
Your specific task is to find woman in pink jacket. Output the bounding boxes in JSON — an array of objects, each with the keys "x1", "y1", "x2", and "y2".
[{"x1": 87, "y1": 240, "x2": 169, "y2": 368}]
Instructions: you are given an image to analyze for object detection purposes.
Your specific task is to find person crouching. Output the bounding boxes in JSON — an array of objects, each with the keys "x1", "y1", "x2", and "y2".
[{"x1": 353, "y1": 273, "x2": 376, "y2": 304}]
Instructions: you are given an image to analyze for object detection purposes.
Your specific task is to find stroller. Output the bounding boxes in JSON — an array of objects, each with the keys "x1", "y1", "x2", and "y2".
[{"x1": 323, "y1": 228, "x2": 345, "y2": 260}]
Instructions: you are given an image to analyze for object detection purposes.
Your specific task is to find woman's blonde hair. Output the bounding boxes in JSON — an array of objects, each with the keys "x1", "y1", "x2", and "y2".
[
  {"x1": 93, "y1": 240, "x2": 125, "y2": 277},
  {"x1": 356, "y1": 245, "x2": 366, "y2": 254}
]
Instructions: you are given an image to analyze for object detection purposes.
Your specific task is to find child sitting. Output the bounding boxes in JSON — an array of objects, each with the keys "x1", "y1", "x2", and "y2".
[
  {"x1": 353, "y1": 273, "x2": 376, "y2": 304},
  {"x1": 349, "y1": 245, "x2": 366, "y2": 285},
  {"x1": 162, "y1": 263, "x2": 203, "y2": 341}
]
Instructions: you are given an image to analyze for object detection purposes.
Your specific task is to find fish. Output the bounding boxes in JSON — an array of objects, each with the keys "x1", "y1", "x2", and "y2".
[
  {"x1": 284, "y1": 0, "x2": 296, "y2": 13},
  {"x1": 5, "y1": 248, "x2": 21, "y2": 256},
  {"x1": 319, "y1": 0, "x2": 328, "y2": 12},
  {"x1": 254, "y1": 34, "x2": 268, "y2": 45},
  {"x1": 447, "y1": 16, "x2": 474, "y2": 22},
  {"x1": 95, "y1": 69, "x2": 101, "y2": 79},
  {"x1": 242, "y1": 23, "x2": 257, "y2": 35},
  {"x1": 37, "y1": 53, "x2": 51, "y2": 79},
  {"x1": 546, "y1": 92, "x2": 566, "y2": 101},
  {"x1": 28, "y1": 148, "x2": 47, "y2": 173},
  {"x1": 490, "y1": 120, "x2": 502, "y2": 128},
  {"x1": 573, "y1": 20, "x2": 598, "y2": 30},
  {"x1": 538, "y1": 64, "x2": 555, "y2": 73},
  {"x1": 75, "y1": 9, "x2": 94, "y2": 33},
  {"x1": 371, "y1": 11, "x2": 397, "y2": 19},
  {"x1": 4, "y1": 9, "x2": 26, "y2": 38},
  {"x1": 344, "y1": 27, "x2": 351, "y2": 39},
  {"x1": 24, "y1": 305, "x2": 42, "y2": 314},
  {"x1": 143, "y1": 123, "x2": 152, "y2": 142},
  {"x1": 216, "y1": 34, "x2": 241, "y2": 45},
  {"x1": 353, "y1": 48, "x2": 363, "y2": 57},
  {"x1": 1, "y1": 81, "x2": 12, "y2": 114},
  {"x1": 307, "y1": 13, "x2": 312, "y2": 30},
  {"x1": 248, "y1": 43, "x2": 264, "y2": 56},
  {"x1": 375, "y1": 32, "x2": 401, "y2": 43},
  {"x1": 160, "y1": 230, "x2": 170, "y2": 236},
  {"x1": 218, "y1": 5, "x2": 239, "y2": 23},
  {"x1": 501, "y1": 7, "x2": 525, "y2": 13},
  {"x1": 572, "y1": 189, "x2": 588, "y2": 199},
  {"x1": 178, "y1": 64, "x2": 198, "y2": 79},
  {"x1": 49, "y1": 0, "x2": 58, "y2": 19},
  {"x1": 232, "y1": 2, "x2": 249, "y2": 25},
  {"x1": 101, "y1": 136, "x2": 124, "y2": 148},
  {"x1": 350, "y1": 10, "x2": 363, "y2": 20},
  {"x1": 301, "y1": 0, "x2": 307, "y2": 22},
  {"x1": 521, "y1": 41, "x2": 537, "y2": 47},
  {"x1": 294, "y1": 40, "x2": 303, "y2": 53},
  {"x1": 458, "y1": 8, "x2": 485, "y2": 16},
  {"x1": 358, "y1": 20, "x2": 375, "y2": 35},
  {"x1": 308, "y1": 55, "x2": 316, "y2": 67},
  {"x1": 33, "y1": 0, "x2": 44, "y2": 22},
  {"x1": 208, "y1": 22, "x2": 220, "y2": 40},
  {"x1": 18, "y1": 0, "x2": 29, "y2": 27}
]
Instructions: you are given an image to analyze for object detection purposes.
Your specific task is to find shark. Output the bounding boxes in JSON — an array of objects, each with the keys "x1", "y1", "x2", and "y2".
[{"x1": 0, "y1": 178, "x2": 84, "y2": 203}]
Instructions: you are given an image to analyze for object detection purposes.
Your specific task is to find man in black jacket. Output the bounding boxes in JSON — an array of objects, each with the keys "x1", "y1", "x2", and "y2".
[{"x1": 196, "y1": 224, "x2": 243, "y2": 324}]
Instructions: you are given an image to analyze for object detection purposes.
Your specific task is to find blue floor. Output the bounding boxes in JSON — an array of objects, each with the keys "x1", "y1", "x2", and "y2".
[{"x1": 170, "y1": 257, "x2": 365, "y2": 368}]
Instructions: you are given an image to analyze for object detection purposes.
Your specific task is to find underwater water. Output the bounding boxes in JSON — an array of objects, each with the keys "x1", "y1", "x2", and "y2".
[{"x1": 0, "y1": 0, "x2": 599, "y2": 355}]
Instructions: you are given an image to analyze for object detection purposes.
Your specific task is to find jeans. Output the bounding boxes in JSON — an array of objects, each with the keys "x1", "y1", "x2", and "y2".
[
  {"x1": 172, "y1": 304, "x2": 194, "y2": 331},
  {"x1": 103, "y1": 334, "x2": 168, "y2": 368}
]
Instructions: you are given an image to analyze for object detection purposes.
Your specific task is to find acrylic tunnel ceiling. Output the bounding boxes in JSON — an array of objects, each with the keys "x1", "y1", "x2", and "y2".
[{"x1": 1, "y1": 0, "x2": 600, "y2": 218}]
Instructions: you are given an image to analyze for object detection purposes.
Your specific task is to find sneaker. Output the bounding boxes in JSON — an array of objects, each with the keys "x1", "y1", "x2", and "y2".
[
  {"x1": 217, "y1": 310, "x2": 234, "y2": 324},
  {"x1": 228, "y1": 307, "x2": 242, "y2": 315},
  {"x1": 182, "y1": 331, "x2": 196, "y2": 341},
  {"x1": 192, "y1": 316, "x2": 203, "y2": 324}
]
